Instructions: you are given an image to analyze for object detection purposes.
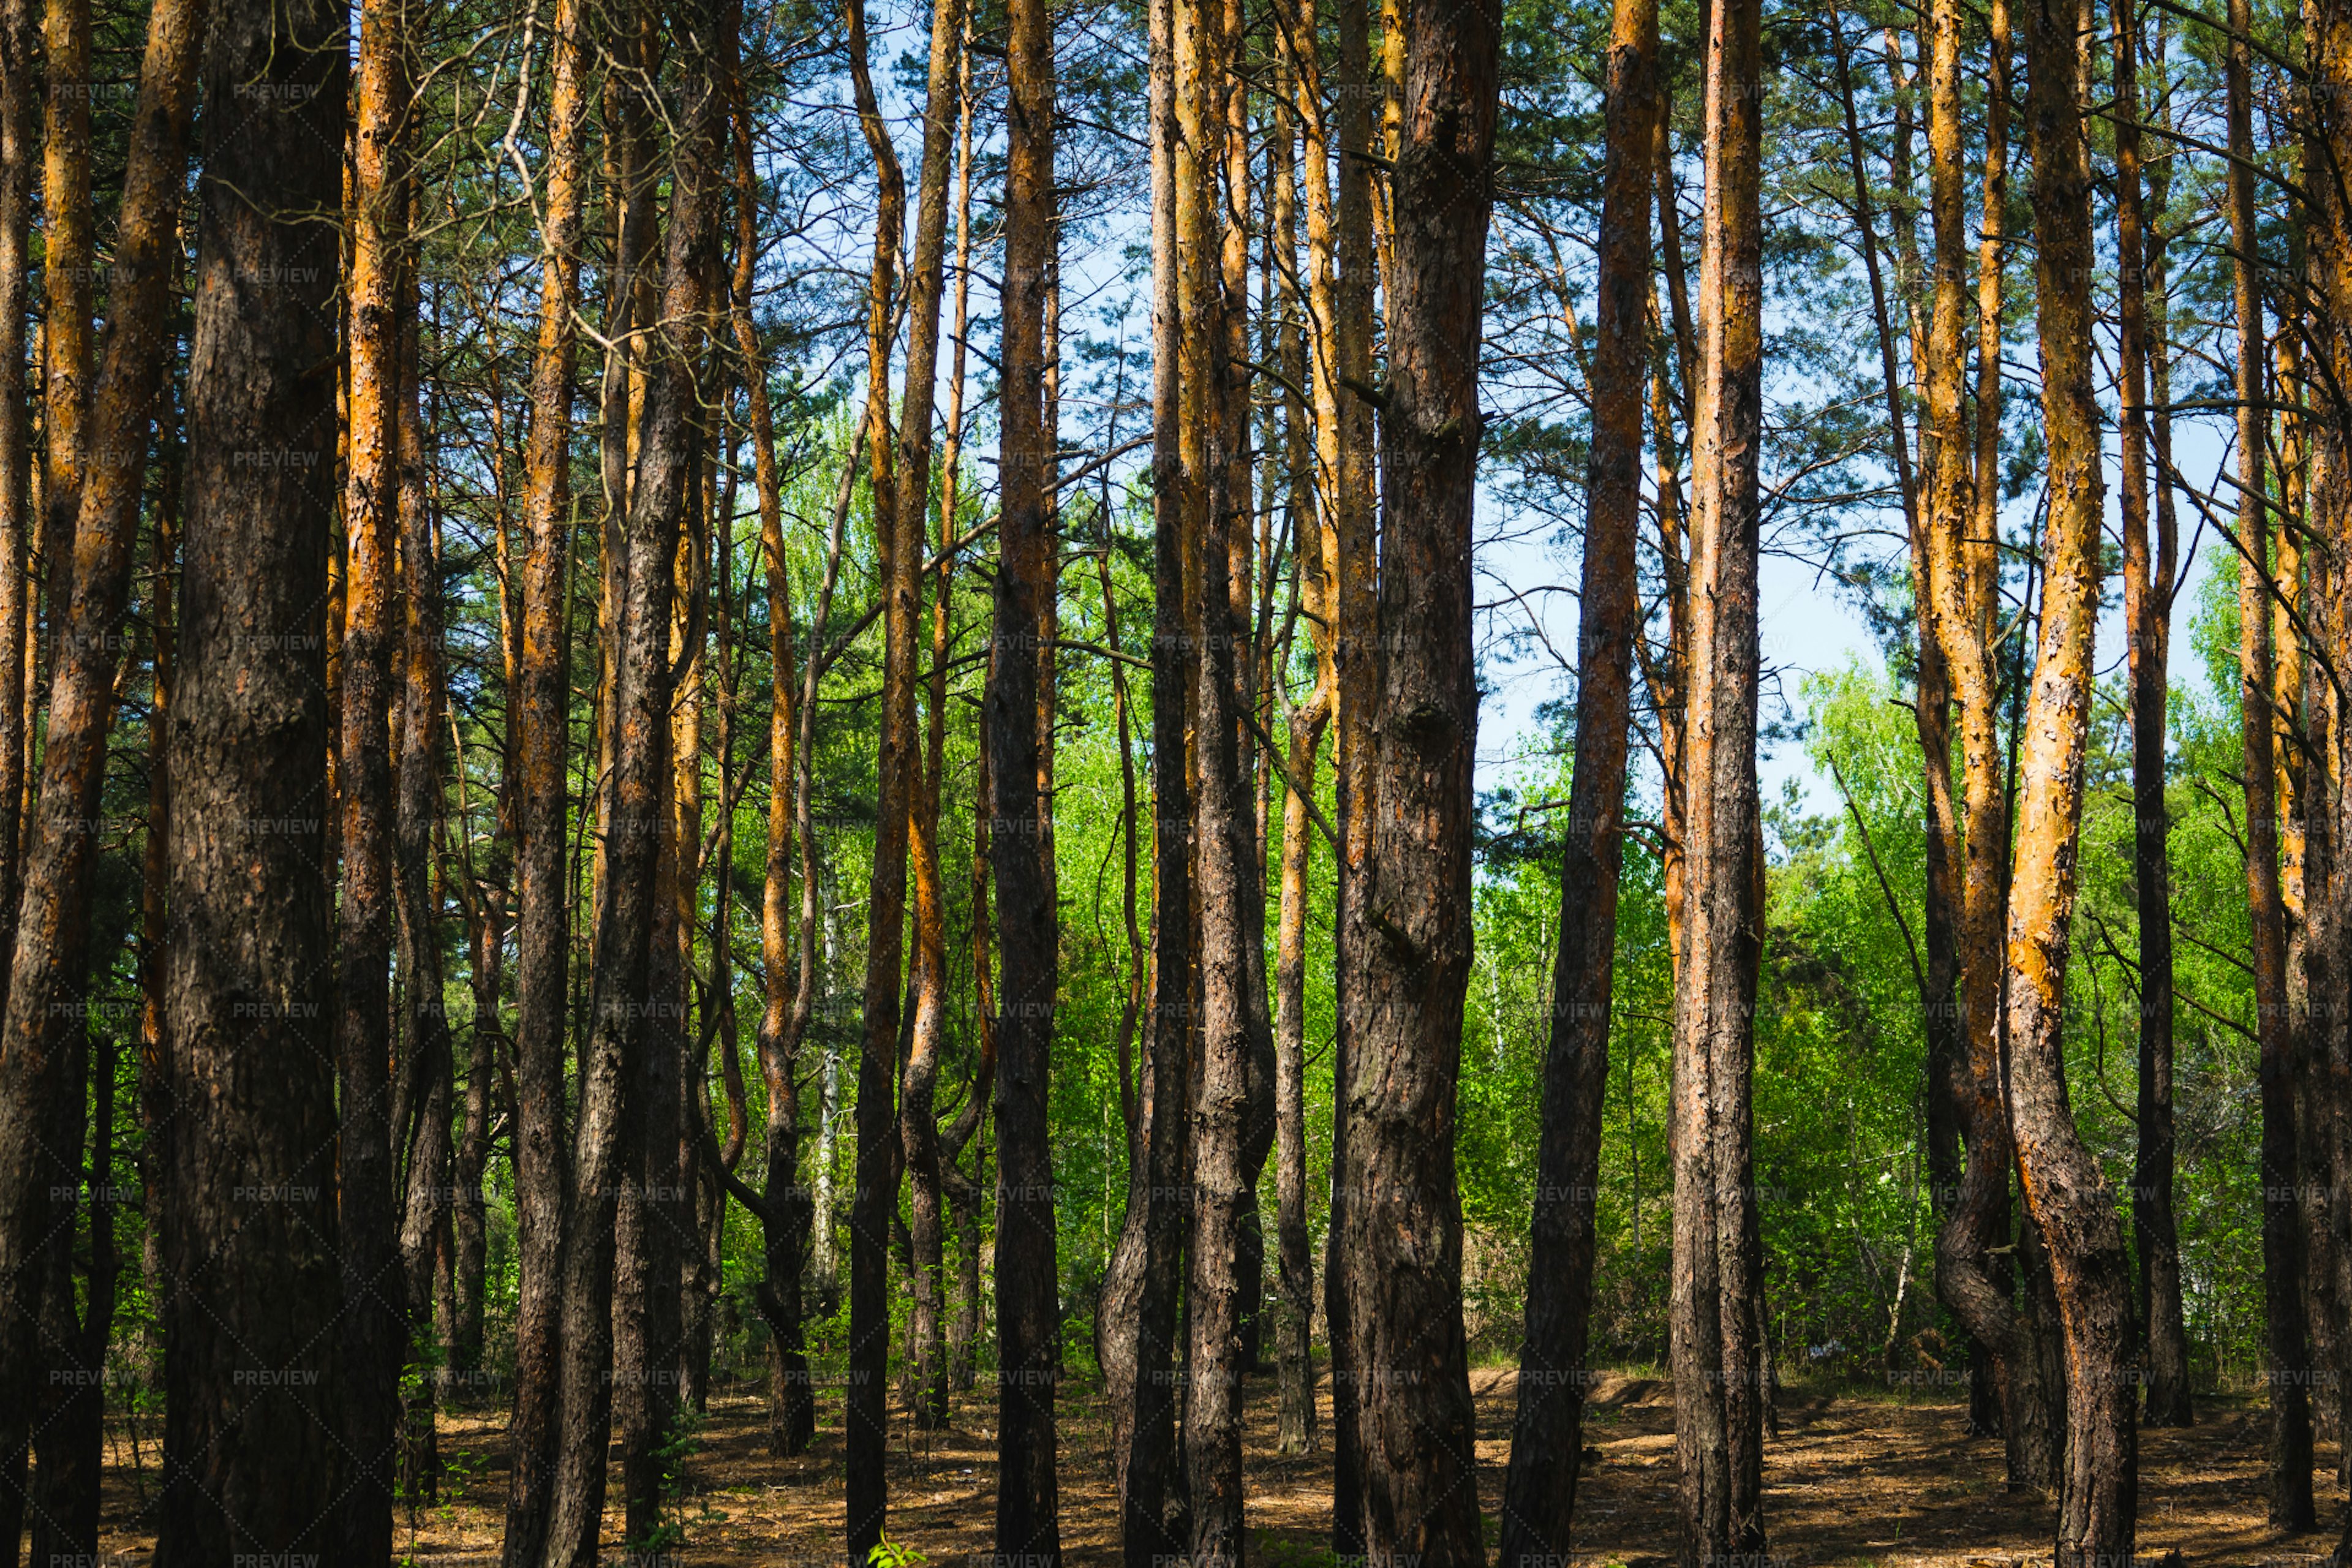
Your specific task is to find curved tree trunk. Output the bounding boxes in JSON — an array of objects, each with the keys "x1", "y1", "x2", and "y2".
[{"x1": 2007, "y1": 0, "x2": 2139, "y2": 1554}]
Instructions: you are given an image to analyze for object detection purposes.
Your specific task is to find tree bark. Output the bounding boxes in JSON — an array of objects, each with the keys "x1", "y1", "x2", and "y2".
[
  {"x1": 1668, "y1": 0, "x2": 1768, "y2": 1553},
  {"x1": 2228, "y1": 0, "x2": 2312, "y2": 1521},
  {"x1": 993, "y1": 0, "x2": 1061, "y2": 1540},
  {"x1": 39, "y1": 0, "x2": 91, "y2": 646},
  {"x1": 335, "y1": 0, "x2": 415, "y2": 1544},
  {"x1": 1496, "y1": 0, "x2": 1653, "y2": 1557},
  {"x1": 2113, "y1": 0, "x2": 2190, "y2": 1432},
  {"x1": 0, "y1": 0, "x2": 205, "y2": 1542},
  {"x1": 153, "y1": 0, "x2": 347, "y2": 1548},
  {"x1": 537, "y1": 3, "x2": 720, "y2": 1553},
  {"x1": 1101, "y1": 0, "x2": 1192, "y2": 1544},
  {"x1": 897, "y1": 0, "x2": 970, "y2": 1434},
  {"x1": 842, "y1": 0, "x2": 909, "y2": 1544},
  {"x1": 0, "y1": 0, "x2": 34, "y2": 1066},
  {"x1": 1329, "y1": 0, "x2": 1502, "y2": 1558},
  {"x1": 501, "y1": 0, "x2": 591, "y2": 1548},
  {"x1": 2008, "y1": 0, "x2": 2138, "y2": 1554}
]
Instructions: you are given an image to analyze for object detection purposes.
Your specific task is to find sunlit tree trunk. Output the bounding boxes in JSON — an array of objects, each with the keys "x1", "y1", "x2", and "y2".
[
  {"x1": 502, "y1": 0, "x2": 591, "y2": 1548},
  {"x1": 1933, "y1": 0, "x2": 2060, "y2": 1487},
  {"x1": 335, "y1": 0, "x2": 415, "y2": 1544},
  {"x1": 1668, "y1": 0, "x2": 1768, "y2": 1553},
  {"x1": 2008, "y1": 0, "x2": 2138, "y2": 1553},
  {"x1": 154, "y1": 0, "x2": 347, "y2": 1547},
  {"x1": 2228, "y1": 0, "x2": 2312, "y2": 1523},
  {"x1": 39, "y1": 0, "x2": 91, "y2": 643},
  {"x1": 1496, "y1": 0, "x2": 1653, "y2": 1553},
  {"x1": 0, "y1": 0, "x2": 33, "y2": 1057}
]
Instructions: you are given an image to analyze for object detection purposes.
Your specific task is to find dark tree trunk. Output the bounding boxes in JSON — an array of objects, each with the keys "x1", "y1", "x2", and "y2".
[
  {"x1": 537, "y1": 4, "x2": 720, "y2": 1552},
  {"x1": 2113, "y1": 0, "x2": 2191, "y2": 1432},
  {"x1": 1495, "y1": 0, "x2": 1653, "y2": 1554},
  {"x1": 153, "y1": 0, "x2": 347, "y2": 1550},
  {"x1": 992, "y1": 0, "x2": 1061, "y2": 1539},
  {"x1": 842, "y1": 0, "x2": 910, "y2": 1545},
  {"x1": 0, "y1": 0, "x2": 203, "y2": 1541},
  {"x1": 1100, "y1": 0, "x2": 1191, "y2": 1544},
  {"x1": 1329, "y1": 0, "x2": 1502, "y2": 1559}
]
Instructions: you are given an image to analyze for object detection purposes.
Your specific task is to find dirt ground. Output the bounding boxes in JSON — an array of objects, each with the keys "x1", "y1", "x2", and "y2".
[{"x1": 75, "y1": 1368, "x2": 2348, "y2": 1567}]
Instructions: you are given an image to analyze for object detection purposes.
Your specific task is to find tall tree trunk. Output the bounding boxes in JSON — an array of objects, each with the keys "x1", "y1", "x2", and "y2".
[
  {"x1": 1266, "y1": 33, "x2": 1327, "y2": 1455},
  {"x1": 395, "y1": 324, "x2": 454, "y2": 1504},
  {"x1": 502, "y1": 0, "x2": 591, "y2": 1548},
  {"x1": 843, "y1": 0, "x2": 909, "y2": 1545},
  {"x1": 1181, "y1": 0, "x2": 1264, "y2": 1553},
  {"x1": 1668, "y1": 0, "x2": 1768, "y2": 1554},
  {"x1": 1325, "y1": 0, "x2": 1379, "y2": 1540},
  {"x1": 2114, "y1": 0, "x2": 2190, "y2": 1432},
  {"x1": 0, "y1": 0, "x2": 204, "y2": 1544},
  {"x1": 2008, "y1": 0, "x2": 2138, "y2": 1553},
  {"x1": 1329, "y1": 0, "x2": 1502, "y2": 1558},
  {"x1": 336, "y1": 0, "x2": 415, "y2": 1545},
  {"x1": 1101, "y1": 0, "x2": 1192, "y2": 1542},
  {"x1": 2230, "y1": 0, "x2": 2312, "y2": 1522},
  {"x1": 1912, "y1": 0, "x2": 1973, "y2": 1427},
  {"x1": 897, "y1": 0, "x2": 970, "y2": 1434},
  {"x1": 538, "y1": 6, "x2": 720, "y2": 1554},
  {"x1": 1497, "y1": 0, "x2": 1654, "y2": 1556},
  {"x1": 154, "y1": 0, "x2": 347, "y2": 1547},
  {"x1": 728, "y1": 32, "x2": 819, "y2": 1454},
  {"x1": 1934, "y1": 0, "x2": 2060, "y2": 1489},
  {"x1": 993, "y1": 0, "x2": 1061, "y2": 1541}
]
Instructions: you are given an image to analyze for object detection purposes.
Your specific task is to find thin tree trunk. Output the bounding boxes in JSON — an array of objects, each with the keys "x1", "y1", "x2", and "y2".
[
  {"x1": 2228, "y1": 0, "x2": 2312, "y2": 1521},
  {"x1": 336, "y1": 0, "x2": 415, "y2": 1544},
  {"x1": 2008, "y1": 0, "x2": 2138, "y2": 1553},
  {"x1": 0, "y1": 0, "x2": 205, "y2": 1545},
  {"x1": 2114, "y1": 0, "x2": 2190, "y2": 1432},
  {"x1": 993, "y1": 0, "x2": 1061, "y2": 1540},
  {"x1": 1668, "y1": 0, "x2": 1768, "y2": 1553},
  {"x1": 1267, "y1": 34, "x2": 1326, "y2": 1455},
  {"x1": 501, "y1": 0, "x2": 590, "y2": 1548},
  {"x1": 1101, "y1": 0, "x2": 1191, "y2": 1542},
  {"x1": 842, "y1": 0, "x2": 909, "y2": 1543},
  {"x1": 538, "y1": 8, "x2": 720, "y2": 1554},
  {"x1": 897, "y1": 0, "x2": 970, "y2": 1434},
  {"x1": 1496, "y1": 0, "x2": 1653, "y2": 1553},
  {"x1": 154, "y1": 0, "x2": 346, "y2": 1547},
  {"x1": 1181, "y1": 0, "x2": 1261, "y2": 1551},
  {"x1": 727, "y1": 39, "x2": 820, "y2": 1455},
  {"x1": 1326, "y1": 0, "x2": 1379, "y2": 1540}
]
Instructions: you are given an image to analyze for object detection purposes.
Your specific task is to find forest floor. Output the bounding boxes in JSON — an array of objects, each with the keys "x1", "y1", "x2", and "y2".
[{"x1": 75, "y1": 1366, "x2": 2346, "y2": 1567}]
